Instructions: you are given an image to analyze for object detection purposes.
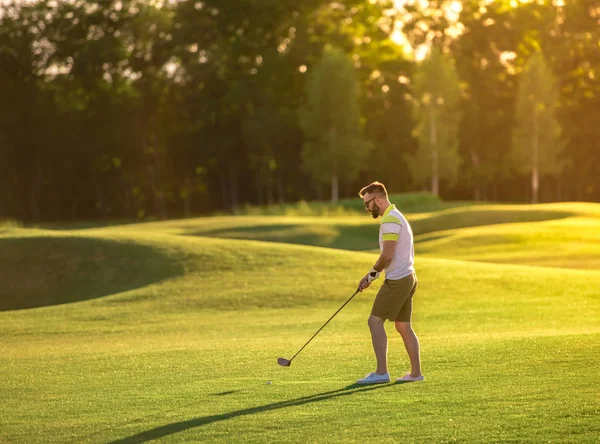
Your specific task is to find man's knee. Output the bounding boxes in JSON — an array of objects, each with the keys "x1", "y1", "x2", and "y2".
[
  {"x1": 368, "y1": 315, "x2": 385, "y2": 329},
  {"x1": 395, "y1": 321, "x2": 412, "y2": 335}
]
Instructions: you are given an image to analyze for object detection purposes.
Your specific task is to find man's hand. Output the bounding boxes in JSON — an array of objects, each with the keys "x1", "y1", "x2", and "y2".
[
  {"x1": 358, "y1": 277, "x2": 370, "y2": 292},
  {"x1": 358, "y1": 268, "x2": 380, "y2": 292}
]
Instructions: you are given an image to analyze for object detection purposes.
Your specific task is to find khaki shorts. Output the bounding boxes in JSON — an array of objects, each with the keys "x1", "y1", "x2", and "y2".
[{"x1": 371, "y1": 273, "x2": 417, "y2": 322}]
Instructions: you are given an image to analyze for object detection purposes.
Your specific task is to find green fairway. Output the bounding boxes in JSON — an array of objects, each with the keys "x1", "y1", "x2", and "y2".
[{"x1": 2, "y1": 203, "x2": 600, "y2": 442}]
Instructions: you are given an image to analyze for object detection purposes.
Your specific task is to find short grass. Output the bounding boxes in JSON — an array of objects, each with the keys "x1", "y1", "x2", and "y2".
[
  {"x1": 94, "y1": 202, "x2": 600, "y2": 270},
  {"x1": 2, "y1": 202, "x2": 600, "y2": 443},
  {"x1": 414, "y1": 206, "x2": 600, "y2": 269}
]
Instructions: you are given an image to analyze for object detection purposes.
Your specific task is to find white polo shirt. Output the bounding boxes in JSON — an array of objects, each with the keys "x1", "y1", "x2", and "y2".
[{"x1": 379, "y1": 204, "x2": 415, "y2": 280}]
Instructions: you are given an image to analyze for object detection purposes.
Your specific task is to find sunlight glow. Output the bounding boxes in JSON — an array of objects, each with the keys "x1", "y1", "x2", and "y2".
[
  {"x1": 445, "y1": 1, "x2": 462, "y2": 22},
  {"x1": 390, "y1": 0, "x2": 465, "y2": 60},
  {"x1": 415, "y1": 44, "x2": 429, "y2": 61},
  {"x1": 390, "y1": 28, "x2": 411, "y2": 53},
  {"x1": 44, "y1": 62, "x2": 72, "y2": 78},
  {"x1": 369, "y1": 69, "x2": 382, "y2": 80},
  {"x1": 164, "y1": 61, "x2": 177, "y2": 77},
  {"x1": 500, "y1": 51, "x2": 517, "y2": 65}
]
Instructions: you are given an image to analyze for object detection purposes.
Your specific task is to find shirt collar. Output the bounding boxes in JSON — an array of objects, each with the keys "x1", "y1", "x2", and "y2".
[{"x1": 382, "y1": 204, "x2": 396, "y2": 218}]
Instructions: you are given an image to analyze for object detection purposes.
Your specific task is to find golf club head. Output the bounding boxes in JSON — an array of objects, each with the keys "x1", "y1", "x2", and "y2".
[{"x1": 277, "y1": 357, "x2": 291, "y2": 367}]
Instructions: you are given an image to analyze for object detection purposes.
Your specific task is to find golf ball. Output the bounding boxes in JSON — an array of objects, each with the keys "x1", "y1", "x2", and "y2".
[{"x1": 267, "y1": 381, "x2": 272, "y2": 385}]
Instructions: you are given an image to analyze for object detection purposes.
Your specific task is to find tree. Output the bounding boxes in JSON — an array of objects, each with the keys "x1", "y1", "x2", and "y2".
[
  {"x1": 452, "y1": 0, "x2": 522, "y2": 201},
  {"x1": 299, "y1": 46, "x2": 372, "y2": 202},
  {"x1": 512, "y1": 52, "x2": 565, "y2": 204},
  {"x1": 546, "y1": 0, "x2": 600, "y2": 201},
  {"x1": 408, "y1": 47, "x2": 461, "y2": 196}
]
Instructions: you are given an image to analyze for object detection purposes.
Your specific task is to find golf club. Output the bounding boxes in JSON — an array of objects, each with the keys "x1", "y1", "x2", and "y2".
[{"x1": 278, "y1": 288, "x2": 361, "y2": 367}]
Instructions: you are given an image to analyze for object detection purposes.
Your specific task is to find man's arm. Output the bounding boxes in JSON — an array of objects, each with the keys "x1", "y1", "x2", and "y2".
[
  {"x1": 358, "y1": 240, "x2": 397, "y2": 291},
  {"x1": 358, "y1": 215, "x2": 401, "y2": 291},
  {"x1": 373, "y1": 240, "x2": 397, "y2": 272}
]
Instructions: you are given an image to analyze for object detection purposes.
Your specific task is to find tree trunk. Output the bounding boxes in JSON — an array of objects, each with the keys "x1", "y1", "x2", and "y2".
[
  {"x1": 141, "y1": 127, "x2": 166, "y2": 219},
  {"x1": 12, "y1": 170, "x2": 24, "y2": 221},
  {"x1": 331, "y1": 173, "x2": 339, "y2": 203},
  {"x1": 119, "y1": 172, "x2": 133, "y2": 219},
  {"x1": 256, "y1": 181, "x2": 263, "y2": 207},
  {"x1": 430, "y1": 110, "x2": 439, "y2": 196},
  {"x1": 95, "y1": 183, "x2": 104, "y2": 219},
  {"x1": 29, "y1": 149, "x2": 41, "y2": 222},
  {"x1": 147, "y1": 162, "x2": 166, "y2": 219},
  {"x1": 470, "y1": 147, "x2": 481, "y2": 201},
  {"x1": 531, "y1": 116, "x2": 539, "y2": 204},
  {"x1": 267, "y1": 174, "x2": 274, "y2": 206},
  {"x1": 276, "y1": 171, "x2": 284, "y2": 204},
  {"x1": 71, "y1": 199, "x2": 77, "y2": 221},
  {"x1": 228, "y1": 163, "x2": 239, "y2": 211},
  {"x1": 316, "y1": 186, "x2": 323, "y2": 201},
  {"x1": 184, "y1": 175, "x2": 192, "y2": 217},
  {"x1": 219, "y1": 173, "x2": 230, "y2": 210}
]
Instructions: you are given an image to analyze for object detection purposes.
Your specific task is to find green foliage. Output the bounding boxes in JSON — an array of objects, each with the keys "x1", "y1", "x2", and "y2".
[
  {"x1": 408, "y1": 48, "x2": 462, "y2": 194},
  {"x1": 229, "y1": 192, "x2": 442, "y2": 216},
  {"x1": 512, "y1": 52, "x2": 566, "y2": 179},
  {"x1": 0, "y1": 219, "x2": 21, "y2": 229},
  {"x1": 299, "y1": 46, "x2": 373, "y2": 201},
  {"x1": 1, "y1": 0, "x2": 600, "y2": 223}
]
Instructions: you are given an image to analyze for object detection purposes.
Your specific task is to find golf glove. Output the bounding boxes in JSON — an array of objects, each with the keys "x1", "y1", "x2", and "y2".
[{"x1": 366, "y1": 268, "x2": 380, "y2": 283}]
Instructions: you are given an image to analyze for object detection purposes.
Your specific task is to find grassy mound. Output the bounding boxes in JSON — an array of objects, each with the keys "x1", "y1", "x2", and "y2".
[
  {"x1": 95, "y1": 202, "x2": 600, "y2": 270},
  {"x1": 408, "y1": 203, "x2": 575, "y2": 235},
  {"x1": 0, "y1": 234, "x2": 183, "y2": 311},
  {"x1": 414, "y1": 203, "x2": 600, "y2": 269}
]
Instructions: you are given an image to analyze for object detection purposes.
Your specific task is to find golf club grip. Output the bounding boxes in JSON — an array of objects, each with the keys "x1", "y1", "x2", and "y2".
[{"x1": 289, "y1": 289, "x2": 360, "y2": 362}]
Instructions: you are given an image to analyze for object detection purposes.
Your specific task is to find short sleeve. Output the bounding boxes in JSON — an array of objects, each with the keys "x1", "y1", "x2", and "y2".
[{"x1": 380, "y1": 214, "x2": 402, "y2": 241}]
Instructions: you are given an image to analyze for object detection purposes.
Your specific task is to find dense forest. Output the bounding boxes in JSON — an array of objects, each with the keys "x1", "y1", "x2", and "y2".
[{"x1": 1, "y1": 0, "x2": 598, "y2": 223}]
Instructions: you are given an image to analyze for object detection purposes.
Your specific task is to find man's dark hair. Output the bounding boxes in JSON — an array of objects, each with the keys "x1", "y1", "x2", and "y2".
[{"x1": 358, "y1": 181, "x2": 388, "y2": 198}]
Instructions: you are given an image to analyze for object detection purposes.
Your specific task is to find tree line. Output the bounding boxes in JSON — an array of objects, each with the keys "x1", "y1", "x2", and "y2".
[{"x1": 0, "y1": 0, "x2": 598, "y2": 223}]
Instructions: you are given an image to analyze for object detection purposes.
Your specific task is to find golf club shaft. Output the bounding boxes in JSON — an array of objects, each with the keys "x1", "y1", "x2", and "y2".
[{"x1": 289, "y1": 289, "x2": 360, "y2": 363}]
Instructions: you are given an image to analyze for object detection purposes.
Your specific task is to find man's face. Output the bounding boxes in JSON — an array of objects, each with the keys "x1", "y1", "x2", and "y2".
[{"x1": 363, "y1": 193, "x2": 382, "y2": 219}]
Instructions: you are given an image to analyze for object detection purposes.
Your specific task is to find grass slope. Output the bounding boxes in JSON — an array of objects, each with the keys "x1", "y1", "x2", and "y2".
[
  {"x1": 81, "y1": 202, "x2": 600, "y2": 270},
  {"x1": 2, "y1": 203, "x2": 600, "y2": 443}
]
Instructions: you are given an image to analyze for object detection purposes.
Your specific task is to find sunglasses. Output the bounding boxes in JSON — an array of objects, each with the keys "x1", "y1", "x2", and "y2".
[{"x1": 364, "y1": 195, "x2": 381, "y2": 209}]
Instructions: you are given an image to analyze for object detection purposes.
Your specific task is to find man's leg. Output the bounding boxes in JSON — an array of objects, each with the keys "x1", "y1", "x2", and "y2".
[
  {"x1": 394, "y1": 321, "x2": 422, "y2": 377},
  {"x1": 368, "y1": 315, "x2": 388, "y2": 374}
]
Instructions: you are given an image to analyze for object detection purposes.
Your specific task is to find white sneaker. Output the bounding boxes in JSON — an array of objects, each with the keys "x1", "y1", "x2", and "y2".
[
  {"x1": 396, "y1": 374, "x2": 424, "y2": 382},
  {"x1": 356, "y1": 372, "x2": 390, "y2": 385}
]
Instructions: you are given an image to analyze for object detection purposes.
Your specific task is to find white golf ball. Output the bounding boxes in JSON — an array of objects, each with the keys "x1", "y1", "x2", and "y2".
[{"x1": 267, "y1": 381, "x2": 272, "y2": 385}]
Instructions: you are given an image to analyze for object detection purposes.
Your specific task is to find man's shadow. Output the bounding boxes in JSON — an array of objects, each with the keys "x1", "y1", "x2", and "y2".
[{"x1": 110, "y1": 383, "x2": 397, "y2": 443}]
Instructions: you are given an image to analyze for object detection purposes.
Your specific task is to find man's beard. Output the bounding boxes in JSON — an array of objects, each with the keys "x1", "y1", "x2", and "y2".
[{"x1": 370, "y1": 204, "x2": 381, "y2": 219}]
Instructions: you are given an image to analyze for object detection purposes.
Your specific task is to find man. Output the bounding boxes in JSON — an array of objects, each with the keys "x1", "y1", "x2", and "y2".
[{"x1": 356, "y1": 181, "x2": 423, "y2": 385}]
